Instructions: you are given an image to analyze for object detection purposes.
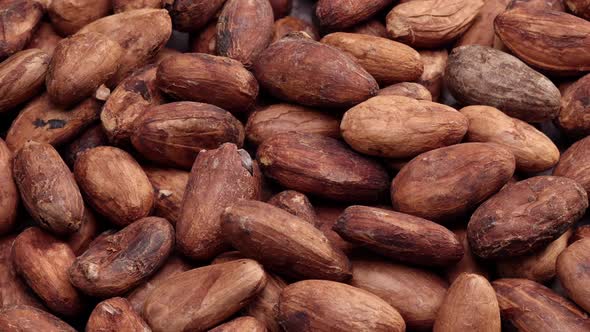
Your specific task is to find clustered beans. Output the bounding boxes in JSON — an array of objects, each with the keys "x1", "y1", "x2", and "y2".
[{"x1": 1, "y1": 0, "x2": 590, "y2": 331}]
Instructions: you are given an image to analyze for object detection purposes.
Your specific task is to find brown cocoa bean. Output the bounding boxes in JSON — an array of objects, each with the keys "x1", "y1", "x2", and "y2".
[
  {"x1": 77, "y1": 9, "x2": 172, "y2": 87},
  {"x1": 335, "y1": 206, "x2": 463, "y2": 267},
  {"x1": 131, "y1": 102, "x2": 245, "y2": 169},
  {"x1": 278, "y1": 280, "x2": 405, "y2": 332},
  {"x1": 157, "y1": 53, "x2": 258, "y2": 114},
  {"x1": 177, "y1": 143, "x2": 259, "y2": 260},
  {"x1": 460, "y1": 105, "x2": 560, "y2": 172},
  {"x1": 6, "y1": 95, "x2": 101, "y2": 152},
  {"x1": 493, "y1": 278, "x2": 590, "y2": 331},
  {"x1": 257, "y1": 133, "x2": 389, "y2": 202},
  {"x1": 392, "y1": 142, "x2": 515, "y2": 222},
  {"x1": 74, "y1": 146, "x2": 154, "y2": 226},
  {"x1": 14, "y1": 141, "x2": 84, "y2": 234},
  {"x1": 100, "y1": 64, "x2": 164, "y2": 146},
  {"x1": 0, "y1": 48, "x2": 49, "y2": 113},
  {"x1": 222, "y1": 200, "x2": 352, "y2": 281},
  {"x1": 216, "y1": 0, "x2": 274, "y2": 68},
  {"x1": 0, "y1": 0, "x2": 43, "y2": 58},
  {"x1": 433, "y1": 273, "x2": 500, "y2": 332},
  {"x1": 315, "y1": 0, "x2": 393, "y2": 30},
  {"x1": 143, "y1": 259, "x2": 267, "y2": 332},
  {"x1": 245, "y1": 103, "x2": 341, "y2": 146},
  {"x1": 320, "y1": 32, "x2": 423, "y2": 85},
  {"x1": 341, "y1": 96, "x2": 467, "y2": 159},
  {"x1": 253, "y1": 34, "x2": 378, "y2": 109},
  {"x1": 0, "y1": 305, "x2": 75, "y2": 331},
  {"x1": 445, "y1": 45, "x2": 561, "y2": 123},
  {"x1": 69, "y1": 217, "x2": 174, "y2": 297},
  {"x1": 13, "y1": 227, "x2": 83, "y2": 316},
  {"x1": 351, "y1": 257, "x2": 448, "y2": 331},
  {"x1": 468, "y1": 176, "x2": 587, "y2": 259},
  {"x1": 167, "y1": 0, "x2": 224, "y2": 32}
]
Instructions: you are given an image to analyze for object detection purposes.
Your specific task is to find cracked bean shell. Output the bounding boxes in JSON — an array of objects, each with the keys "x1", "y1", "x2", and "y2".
[
  {"x1": 222, "y1": 200, "x2": 352, "y2": 281},
  {"x1": 0, "y1": 49, "x2": 50, "y2": 113},
  {"x1": 131, "y1": 102, "x2": 245, "y2": 169},
  {"x1": 77, "y1": 9, "x2": 172, "y2": 87},
  {"x1": 6, "y1": 95, "x2": 101, "y2": 152},
  {"x1": 69, "y1": 217, "x2": 174, "y2": 298},
  {"x1": 341, "y1": 96, "x2": 468, "y2": 159},
  {"x1": 334, "y1": 206, "x2": 463, "y2": 267},
  {"x1": 391, "y1": 142, "x2": 515, "y2": 222},
  {"x1": 12, "y1": 227, "x2": 83, "y2": 316},
  {"x1": 257, "y1": 133, "x2": 389, "y2": 202},
  {"x1": 467, "y1": 176, "x2": 588, "y2": 259},
  {"x1": 176, "y1": 143, "x2": 259, "y2": 261},
  {"x1": 14, "y1": 141, "x2": 84, "y2": 235},
  {"x1": 157, "y1": 53, "x2": 258, "y2": 114},
  {"x1": 278, "y1": 280, "x2": 405, "y2": 332},
  {"x1": 253, "y1": 35, "x2": 378, "y2": 109},
  {"x1": 321, "y1": 32, "x2": 423, "y2": 85},
  {"x1": 143, "y1": 259, "x2": 267, "y2": 332},
  {"x1": 100, "y1": 64, "x2": 164, "y2": 146},
  {"x1": 74, "y1": 146, "x2": 154, "y2": 226},
  {"x1": 445, "y1": 45, "x2": 561, "y2": 123}
]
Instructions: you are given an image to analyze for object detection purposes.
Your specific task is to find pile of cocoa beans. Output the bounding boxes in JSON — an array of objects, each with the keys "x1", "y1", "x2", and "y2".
[{"x1": 2, "y1": 0, "x2": 590, "y2": 331}]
